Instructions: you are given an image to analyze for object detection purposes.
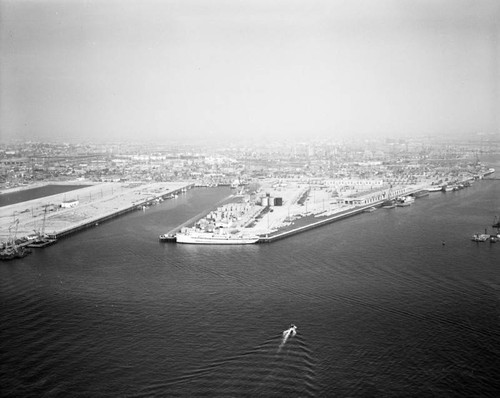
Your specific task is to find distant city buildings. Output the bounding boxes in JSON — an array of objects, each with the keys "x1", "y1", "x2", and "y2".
[{"x1": 0, "y1": 136, "x2": 498, "y2": 191}]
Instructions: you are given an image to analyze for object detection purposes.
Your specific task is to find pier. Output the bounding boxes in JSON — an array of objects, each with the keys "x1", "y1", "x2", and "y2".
[
  {"x1": 160, "y1": 183, "x2": 429, "y2": 245},
  {"x1": 257, "y1": 202, "x2": 385, "y2": 243},
  {"x1": 254, "y1": 185, "x2": 426, "y2": 243},
  {"x1": 0, "y1": 181, "x2": 194, "y2": 244}
]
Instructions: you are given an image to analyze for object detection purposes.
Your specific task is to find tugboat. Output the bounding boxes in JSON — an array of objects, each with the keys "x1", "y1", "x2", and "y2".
[
  {"x1": 159, "y1": 233, "x2": 177, "y2": 242},
  {"x1": 396, "y1": 196, "x2": 415, "y2": 207}
]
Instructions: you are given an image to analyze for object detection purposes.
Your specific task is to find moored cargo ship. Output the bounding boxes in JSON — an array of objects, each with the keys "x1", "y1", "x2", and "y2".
[{"x1": 176, "y1": 231, "x2": 259, "y2": 245}]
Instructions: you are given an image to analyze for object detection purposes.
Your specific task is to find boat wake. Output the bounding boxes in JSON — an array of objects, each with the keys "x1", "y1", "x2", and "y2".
[
  {"x1": 279, "y1": 324, "x2": 297, "y2": 352},
  {"x1": 131, "y1": 324, "x2": 317, "y2": 398}
]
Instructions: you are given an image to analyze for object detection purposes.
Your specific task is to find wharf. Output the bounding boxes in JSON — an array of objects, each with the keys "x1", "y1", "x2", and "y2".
[
  {"x1": 257, "y1": 202, "x2": 384, "y2": 243},
  {"x1": 161, "y1": 182, "x2": 428, "y2": 244},
  {"x1": 257, "y1": 186, "x2": 427, "y2": 243},
  {"x1": 0, "y1": 181, "x2": 194, "y2": 243}
]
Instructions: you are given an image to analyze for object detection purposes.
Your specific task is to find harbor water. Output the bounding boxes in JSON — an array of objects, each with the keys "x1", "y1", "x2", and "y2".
[
  {"x1": 0, "y1": 184, "x2": 90, "y2": 207},
  {"x1": 1, "y1": 180, "x2": 499, "y2": 397}
]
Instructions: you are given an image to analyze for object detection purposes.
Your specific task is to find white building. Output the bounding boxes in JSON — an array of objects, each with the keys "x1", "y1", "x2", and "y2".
[{"x1": 61, "y1": 199, "x2": 79, "y2": 208}]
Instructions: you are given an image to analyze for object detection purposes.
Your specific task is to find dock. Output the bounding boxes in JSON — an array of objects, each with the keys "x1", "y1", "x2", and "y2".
[
  {"x1": 257, "y1": 202, "x2": 385, "y2": 243},
  {"x1": 252, "y1": 185, "x2": 426, "y2": 243},
  {"x1": 0, "y1": 181, "x2": 194, "y2": 243},
  {"x1": 161, "y1": 183, "x2": 428, "y2": 245}
]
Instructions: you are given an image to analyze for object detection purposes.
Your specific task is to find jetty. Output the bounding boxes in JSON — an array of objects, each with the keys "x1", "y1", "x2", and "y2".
[{"x1": 160, "y1": 181, "x2": 429, "y2": 244}]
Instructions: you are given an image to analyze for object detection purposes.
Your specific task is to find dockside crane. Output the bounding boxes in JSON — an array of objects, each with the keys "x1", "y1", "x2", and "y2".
[
  {"x1": 40, "y1": 204, "x2": 50, "y2": 237},
  {"x1": 7, "y1": 219, "x2": 19, "y2": 246}
]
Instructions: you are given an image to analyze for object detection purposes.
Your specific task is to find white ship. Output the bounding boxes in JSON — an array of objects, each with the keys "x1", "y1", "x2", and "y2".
[{"x1": 176, "y1": 231, "x2": 260, "y2": 245}]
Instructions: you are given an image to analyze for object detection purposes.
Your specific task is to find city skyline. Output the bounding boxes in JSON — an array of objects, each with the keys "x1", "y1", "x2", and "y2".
[{"x1": 1, "y1": 0, "x2": 499, "y2": 144}]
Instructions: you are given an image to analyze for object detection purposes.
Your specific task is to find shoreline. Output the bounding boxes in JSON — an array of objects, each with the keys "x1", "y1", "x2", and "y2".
[{"x1": 2, "y1": 174, "x2": 494, "y2": 250}]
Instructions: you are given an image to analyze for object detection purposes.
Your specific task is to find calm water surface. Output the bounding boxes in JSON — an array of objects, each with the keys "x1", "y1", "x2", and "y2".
[
  {"x1": 1, "y1": 181, "x2": 499, "y2": 397},
  {"x1": 0, "y1": 185, "x2": 90, "y2": 207}
]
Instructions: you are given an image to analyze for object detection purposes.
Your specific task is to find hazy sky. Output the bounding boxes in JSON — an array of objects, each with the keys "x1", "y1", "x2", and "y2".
[{"x1": 1, "y1": 0, "x2": 499, "y2": 143}]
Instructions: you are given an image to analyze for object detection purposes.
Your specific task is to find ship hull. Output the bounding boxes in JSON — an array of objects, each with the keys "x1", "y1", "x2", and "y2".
[{"x1": 176, "y1": 233, "x2": 259, "y2": 245}]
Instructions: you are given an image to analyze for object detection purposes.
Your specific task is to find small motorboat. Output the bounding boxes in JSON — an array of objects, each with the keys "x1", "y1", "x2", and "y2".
[{"x1": 283, "y1": 324, "x2": 297, "y2": 338}]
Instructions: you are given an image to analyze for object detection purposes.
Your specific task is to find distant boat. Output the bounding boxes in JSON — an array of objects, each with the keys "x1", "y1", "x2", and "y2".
[{"x1": 471, "y1": 234, "x2": 489, "y2": 242}]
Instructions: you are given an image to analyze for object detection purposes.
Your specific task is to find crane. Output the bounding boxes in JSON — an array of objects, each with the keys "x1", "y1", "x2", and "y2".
[
  {"x1": 35, "y1": 204, "x2": 51, "y2": 238},
  {"x1": 7, "y1": 219, "x2": 19, "y2": 246}
]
